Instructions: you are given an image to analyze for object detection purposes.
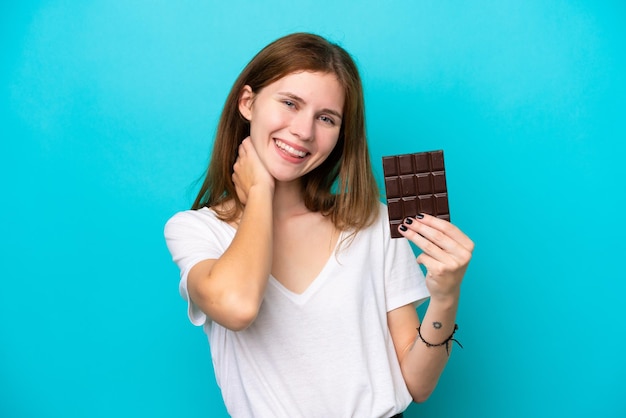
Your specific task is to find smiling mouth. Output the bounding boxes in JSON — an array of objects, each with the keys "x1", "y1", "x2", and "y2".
[{"x1": 274, "y1": 139, "x2": 309, "y2": 158}]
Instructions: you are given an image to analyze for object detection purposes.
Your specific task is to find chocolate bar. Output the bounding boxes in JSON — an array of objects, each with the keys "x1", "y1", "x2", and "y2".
[{"x1": 382, "y1": 150, "x2": 450, "y2": 238}]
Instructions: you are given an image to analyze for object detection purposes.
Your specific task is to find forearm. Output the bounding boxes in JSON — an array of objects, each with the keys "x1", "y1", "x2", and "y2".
[
  {"x1": 215, "y1": 185, "x2": 273, "y2": 287},
  {"x1": 191, "y1": 185, "x2": 274, "y2": 329},
  {"x1": 394, "y1": 214, "x2": 472, "y2": 401},
  {"x1": 401, "y1": 293, "x2": 460, "y2": 402}
]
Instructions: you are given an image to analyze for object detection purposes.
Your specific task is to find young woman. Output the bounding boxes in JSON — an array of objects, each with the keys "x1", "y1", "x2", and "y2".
[{"x1": 164, "y1": 32, "x2": 473, "y2": 418}]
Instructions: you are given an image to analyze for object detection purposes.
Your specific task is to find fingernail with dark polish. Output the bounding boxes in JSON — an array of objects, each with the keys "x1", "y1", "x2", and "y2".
[
  {"x1": 399, "y1": 225, "x2": 407, "y2": 232},
  {"x1": 415, "y1": 213, "x2": 424, "y2": 219},
  {"x1": 404, "y1": 217, "x2": 413, "y2": 225}
]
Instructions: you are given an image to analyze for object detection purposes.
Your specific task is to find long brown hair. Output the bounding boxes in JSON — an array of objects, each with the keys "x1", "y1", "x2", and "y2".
[{"x1": 192, "y1": 32, "x2": 379, "y2": 231}]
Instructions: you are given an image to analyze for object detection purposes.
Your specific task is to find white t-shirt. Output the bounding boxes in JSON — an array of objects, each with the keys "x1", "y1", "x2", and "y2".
[{"x1": 164, "y1": 203, "x2": 429, "y2": 418}]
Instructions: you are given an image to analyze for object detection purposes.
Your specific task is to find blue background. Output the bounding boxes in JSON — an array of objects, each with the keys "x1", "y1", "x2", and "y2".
[{"x1": 2, "y1": 1, "x2": 625, "y2": 417}]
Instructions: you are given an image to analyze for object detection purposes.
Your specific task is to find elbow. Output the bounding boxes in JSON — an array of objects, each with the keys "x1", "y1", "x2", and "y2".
[
  {"x1": 190, "y1": 272, "x2": 264, "y2": 331},
  {"x1": 199, "y1": 289, "x2": 261, "y2": 331},
  {"x1": 408, "y1": 383, "x2": 435, "y2": 404},
  {"x1": 401, "y1": 363, "x2": 440, "y2": 403},
  {"x1": 223, "y1": 298, "x2": 260, "y2": 331},
  {"x1": 412, "y1": 390, "x2": 433, "y2": 404}
]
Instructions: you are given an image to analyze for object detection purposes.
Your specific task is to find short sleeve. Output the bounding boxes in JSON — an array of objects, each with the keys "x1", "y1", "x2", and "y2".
[{"x1": 164, "y1": 209, "x2": 233, "y2": 326}]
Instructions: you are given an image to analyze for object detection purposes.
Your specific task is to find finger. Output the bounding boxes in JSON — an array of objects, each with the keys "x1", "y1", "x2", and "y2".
[
  {"x1": 238, "y1": 142, "x2": 247, "y2": 158},
  {"x1": 411, "y1": 214, "x2": 474, "y2": 253},
  {"x1": 416, "y1": 252, "x2": 466, "y2": 296},
  {"x1": 240, "y1": 136, "x2": 255, "y2": 155},
  {"x1": 401, "y1": 217, "x2": 462, "y2": 258},
  {"x1": 399, "y1": 222, "x2": 455, "y2": 264},
  {"x1": 415, "y1": 251, "x2": 465, "y2": 275},
  {"x1": 400, "y1": 218, "x2": 473, "y2": 269},
  {"x1": 415, "y1": 251, "x2": 431, "y2": 268},
  {"x1": 415, "y1": 253, "x2": 443, "y2": 277}
]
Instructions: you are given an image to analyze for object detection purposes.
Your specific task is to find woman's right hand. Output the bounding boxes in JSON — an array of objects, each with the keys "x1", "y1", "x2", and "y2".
[{"x1": 232, "y1": 137, "x2": 275, "y2": 205}]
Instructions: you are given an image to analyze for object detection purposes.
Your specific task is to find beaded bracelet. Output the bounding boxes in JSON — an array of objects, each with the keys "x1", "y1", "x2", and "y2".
[{"x1": 416, "y1": 324, "x2": 463, "y2": 355}]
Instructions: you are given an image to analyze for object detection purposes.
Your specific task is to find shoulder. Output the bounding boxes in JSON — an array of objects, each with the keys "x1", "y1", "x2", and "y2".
[
  {"x1": 377, "y1": 201, "x2": 390, "y2": 221},
  {"x1": 164, "y1": 207, "x2": 235, "y2": 261},
  {"x1": 165, "y1": 207, "x2": 217, "y2": 230},
  {"x1": 345, "y1": 202, "x2": 391, "y2": 245},
  {"x1": 359, "y1": 202, "x2": 414, "y2": 255},
  {"x1": 369, "y1": 202, "x2": 392, "y2": 236},
  {"x1": 164, "y1": 207, "x2": 229, "y2": 241}
]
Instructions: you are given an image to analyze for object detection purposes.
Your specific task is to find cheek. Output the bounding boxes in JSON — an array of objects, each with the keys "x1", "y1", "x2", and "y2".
[
  {"x1": 320, "y1": 133, "x2": 340, "y2": 155},
  {"x1": 250, "y1": 108, "x2": 287, "y2": 137},
  {"x1": 248, "y1": 129, "x2": 269, "y2": 157}
]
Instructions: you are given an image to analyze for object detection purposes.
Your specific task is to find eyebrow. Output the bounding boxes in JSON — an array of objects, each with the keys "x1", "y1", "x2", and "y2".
[{"x1": 279, "y1": 92, "x2": 343, "y2": 120}]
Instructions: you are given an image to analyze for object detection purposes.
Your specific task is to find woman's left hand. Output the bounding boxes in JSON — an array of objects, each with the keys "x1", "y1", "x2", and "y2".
[{"x1": 399, "y1": 214, "x2": 474, "y2": 302}]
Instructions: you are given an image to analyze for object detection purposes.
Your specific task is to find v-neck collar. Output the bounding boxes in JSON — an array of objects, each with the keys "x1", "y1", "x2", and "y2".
[{"x1": 268, "y1": 230, "x2": 344, "y2": 305}]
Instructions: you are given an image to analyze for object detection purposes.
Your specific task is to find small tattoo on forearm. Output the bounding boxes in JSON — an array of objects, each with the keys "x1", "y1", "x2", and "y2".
[{"x1": 433, "y1": 322, "x2": 442, "y2": 329}]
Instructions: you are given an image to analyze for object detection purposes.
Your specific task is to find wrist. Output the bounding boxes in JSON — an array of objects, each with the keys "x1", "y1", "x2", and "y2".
[
  {"x1": 428, "y1": 290, "x2": 460, "y2": 310},
  {"x1": 248, "y1": 183, "x2": 275, "y2": 197},
  {"x1": 416, "y1": 323, "x2": 463, "y2": 355}
]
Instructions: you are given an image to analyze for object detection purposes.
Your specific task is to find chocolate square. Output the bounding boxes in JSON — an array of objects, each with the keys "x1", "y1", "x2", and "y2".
[{"x1": 382, "y1": 150, "x2": 450, "y2": 238}]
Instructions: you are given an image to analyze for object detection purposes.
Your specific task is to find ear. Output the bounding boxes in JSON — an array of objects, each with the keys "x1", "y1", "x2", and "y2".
[{"x1": 238, "y1": 85, "x2": 254, "y2": 121}]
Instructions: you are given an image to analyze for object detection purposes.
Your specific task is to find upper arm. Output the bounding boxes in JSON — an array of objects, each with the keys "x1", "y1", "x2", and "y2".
[{"x1": 387, "y1": 303, "x2": 421, "y2": 364}]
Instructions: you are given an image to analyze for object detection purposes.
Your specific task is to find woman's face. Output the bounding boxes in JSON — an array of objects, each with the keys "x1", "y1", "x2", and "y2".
[{"x1": 239, "y1": 71, "x2": 345, "y2": 184}]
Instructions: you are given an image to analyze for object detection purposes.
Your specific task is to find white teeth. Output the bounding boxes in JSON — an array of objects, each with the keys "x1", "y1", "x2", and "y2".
[{"x1": 275, "y1": 140, "x2": 307, "y2": 158}]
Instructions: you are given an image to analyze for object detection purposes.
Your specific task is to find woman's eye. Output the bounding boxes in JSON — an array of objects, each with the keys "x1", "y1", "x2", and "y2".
[
  {"x1": 283, "y1": 100, "x2": 295, "y2": 108},
  {"x1": 319, "y1": 115, "x2": 335, "y2": 126}
]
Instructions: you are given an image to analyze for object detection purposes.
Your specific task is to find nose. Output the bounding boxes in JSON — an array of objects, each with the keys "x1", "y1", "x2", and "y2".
[{"x1": 289, "y1": 111, "x2": 314, "y2": 141}]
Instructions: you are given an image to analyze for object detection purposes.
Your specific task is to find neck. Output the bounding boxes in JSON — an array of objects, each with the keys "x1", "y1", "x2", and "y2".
[{"x1": 272, "y1": 180, "x2": 308, "y2": 220}]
